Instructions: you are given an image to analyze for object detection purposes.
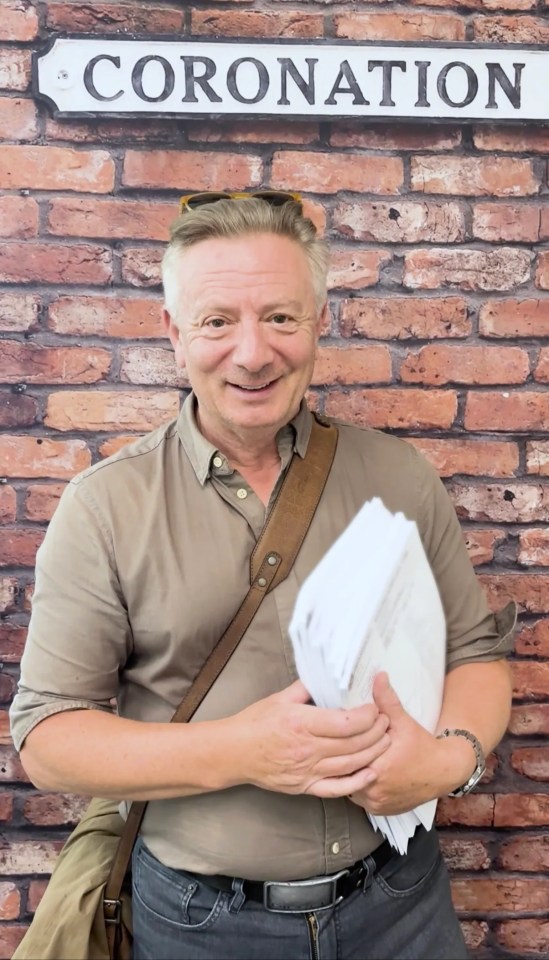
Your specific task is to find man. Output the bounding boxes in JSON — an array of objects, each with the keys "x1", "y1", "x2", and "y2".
[{"x1": 11, "y1": 191, "x2": 515, "y2": 960}]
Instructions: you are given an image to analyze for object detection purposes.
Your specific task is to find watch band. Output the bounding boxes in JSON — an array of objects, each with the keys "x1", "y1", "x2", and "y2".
[{"x1": 436, "y1": 727, "x2": 486, "y2": 797}]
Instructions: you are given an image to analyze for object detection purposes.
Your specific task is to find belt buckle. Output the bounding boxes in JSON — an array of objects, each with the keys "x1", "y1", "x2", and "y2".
[{"x1": 263, "y1": 869, "x2": 349, "y2": 914}]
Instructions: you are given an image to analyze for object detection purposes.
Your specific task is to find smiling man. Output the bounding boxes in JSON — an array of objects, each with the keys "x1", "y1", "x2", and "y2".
[{"x1": 11, "y1": 193, "x2": 515, "y2": 960}]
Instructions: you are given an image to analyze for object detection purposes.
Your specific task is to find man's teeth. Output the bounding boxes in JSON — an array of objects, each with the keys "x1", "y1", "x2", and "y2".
[{"x1": 237, "y1": 383, "x2": 270, "y2": 390}]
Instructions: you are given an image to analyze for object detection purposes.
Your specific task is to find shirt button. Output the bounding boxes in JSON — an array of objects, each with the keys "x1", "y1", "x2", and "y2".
[
  {"x1": 212, "y1": 456, "x2": 223, "y2": 468},
  {"x1": 331, "y1": 842, "x2": 340, "y2": 855},
  {"x1": 236, "y1": 488, "x2": 248, "y2": 500}
]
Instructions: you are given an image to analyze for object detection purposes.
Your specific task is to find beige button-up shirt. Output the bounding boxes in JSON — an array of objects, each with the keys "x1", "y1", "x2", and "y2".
[{"x1": 11, "y1": 396, "x2": 515, "y2": 881}]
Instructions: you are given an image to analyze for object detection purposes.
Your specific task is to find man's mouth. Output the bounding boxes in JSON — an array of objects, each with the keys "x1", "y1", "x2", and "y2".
[{"x1": 228, "y1": 378, "x2": 279, "y2": 393}]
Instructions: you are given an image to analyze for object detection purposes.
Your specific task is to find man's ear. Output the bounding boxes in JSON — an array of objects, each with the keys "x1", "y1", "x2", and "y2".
[
  {"x1": 162, "y1": 308, "x2": 186, "y2": 370},
  {"x1": 315, "y1": 302, "x2": 328, "y2": 337}
]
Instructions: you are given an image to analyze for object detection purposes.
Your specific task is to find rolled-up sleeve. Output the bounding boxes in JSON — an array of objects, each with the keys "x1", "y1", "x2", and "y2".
[
  {"x1": 413, "y1": 448, "x2": 517, "y2": 671},
  {"x1": 10, "y1": 478, "x2": 132, "y2": 751}
]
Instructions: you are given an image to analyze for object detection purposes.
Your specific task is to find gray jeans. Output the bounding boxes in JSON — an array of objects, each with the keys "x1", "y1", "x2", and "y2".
[{"x1": 131, "y1": 827, "x2": 468, "y2": 960}]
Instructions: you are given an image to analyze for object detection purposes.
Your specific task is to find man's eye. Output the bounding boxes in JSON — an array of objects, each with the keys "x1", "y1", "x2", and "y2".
[
  {"x1": 270, "y1": 314, "x2": 290, "y2": 325},
  {"x1": 206, "y1": 318, "x2": 226, "y2": 329}
]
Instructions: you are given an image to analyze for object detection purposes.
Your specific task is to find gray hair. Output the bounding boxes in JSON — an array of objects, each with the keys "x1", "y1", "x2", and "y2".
[{"x1": 161, "y1": 198, "x2": 329, "y2": 321}]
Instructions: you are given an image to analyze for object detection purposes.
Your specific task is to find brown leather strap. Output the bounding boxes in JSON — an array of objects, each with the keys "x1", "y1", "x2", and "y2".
[{"x1": 104, "y1": 416, "x2": 338, "y2": 955}]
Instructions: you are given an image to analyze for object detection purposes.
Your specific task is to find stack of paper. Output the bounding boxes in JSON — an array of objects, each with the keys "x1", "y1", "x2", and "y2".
[{"x1": 289, "y1": 497, "x2": 446, "y2": 854}]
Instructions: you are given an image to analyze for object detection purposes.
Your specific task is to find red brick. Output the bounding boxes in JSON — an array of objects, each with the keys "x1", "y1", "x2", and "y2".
[
  {"x1": 121, "y1": 247, "x2": 163, "y2": 288},
  {"x1": 0, "y1": 342, "x2": 111, "y2": 385},
  {"x1": 481, "y1": 574, "x2": 549, "y2": 615},
  {"x1": 411, "y1": 157, "x2": 539, "y2": 197},
  {"x1": 45, "y1": 390, "x2": 180, "y2": 432},
  {"x1": 0, "y1": 926, "x2": 27, "y2": 959},
  {"x1": 0, "y1": 293, "x2": 39, "y2": 333},
  {"x1": 404, "y1": 248, "x2": 532, "y2": 291},
  {"x1": 465, "y1": 392, "x2": 549, "y2": 432},
  {"x1": 0, "y1": 624, "x2": 26, "y2": 661},
  {"x1": 460, "y1": 921, "x2": 489, "y2": 952},
  {"x1": 0, "y1": 1, "x2": 38, "y2": 40},
  {"x1": 0, "y1": 147, "x2": 114, "y2": 192},
  {"x1": 123, "y1": 151, "x2": 262, "y2": 190},
  {"x1": 340, "y1": 297, "x2": 470, "y2": 340},
  {"x1": 334, "y1": 12, "x2": 465, "y2": 39},
  {"x1": 480, "y1": 299, "x2": 549, "y2": 338},
  {"x1": 448, "y1": 482, "x2": 549, "y2": 523},
  {"x1": 0, "y1": 675, "x2": 15, "y2": 705},
  {"x1": 47, "y1": 2, "x2": 183, "y2": 32},
  {"x1": 0, "y1": 578, "x2": 17, "y2": 614},
  {"x1": 0, "y1": 243, "x2": 112, "y2": 285},
  {"x1": 475, "y1": 125, "x2": 549, "y2": 152},
  {"x1": 509, "y1": 704, "x2": 549, "y2": 736},
  {"x1": 500, "y1": 834, "x2": 549, "y2": 872},
  {"x1": 511, "y1": 747, "x2": 549, "y2": 782},
  {"x1": 328, "y1": 250, "x2": 390, "y2": 291},
  {"x1": 48, "y1": 198, "x2": 176, "y2": 242},
  {"x1": 48, "y1": 295, "x2": 164, "y2": 338},
  {"x1": 512, "y1": 661, "x2": 549, "y2": 700},
  {"x1": 0, "y1": 392, "x2": 40, "y2": 433},
  {"x1": 463, "y1": 529, "x2": 505, "y2": 566},
  {"x1": 325, "y1": 389, "x2": 457, "y2": 430},
  {"x1": 452, "y1": 877, "x2": 549, "y2": 914},
  {"x1": 330, "y1": 124, "x2": 461, "y2": 150},
  {"x1": 99, "y1": 436, "x2": 140, "y2": 458},
  {"x1": 0, "y1": 710, "x2": 11, "y2": 746},
  {"x1": 0, "y1": 882, "x2": 19, "y2": 920},
  {"x1": 120, "y1": 347, "x2": 186, "y2": 387},
  {"x1": 412, "y1": 0, "x2": 535, "y2": 7},
  {"x1": 0, "y1": 529, "x2": 44, "y2": 567},
  {"x1": 0, "y1": 49, "x2": 30, "y2": 91},
  {"x1": 312, "y1": 346, "x2": 392, "y2": 386},
  {"x1": 436, "y1": 794, "x2": 495, "y2": 827},
  {"x1": 0, "y1": 839, "x2": 64, "y2": 874},
  {"x1": 334, "y1": 201, "x2": 464, "y2": 244},
  {"x1": 496, "y1": 919, "x2": 549, "y2": 956},
  {"x1": 473, "y1": 203, "x2": 542, "y2": 242},
  {"x1": 188, "y1": 121, "x2": 319, "y2": 145},
  {"x1": 23, "y1": 583, "x2": 33, "y2": 611},
  {"x1": 272, "y1": 151, "x2": 403, "y2": 195},
  {"x1": 535, "y1": 348, "x2": 549, "y2": 382},
  {"x1": 520, "y1": 437, "x2": 549, "y2": 480},
  {"x1": 400, "y1": 345, "x2": 529, "y2": 386},
  {"x1": 0, "y1": 745, "x2": 29, "y2": 782},
  {"x1": 192, "y1": 10, "x2": 323, "y2": 37},
  {"x1": 439, "y1": 837, "x2": 490, "y2": 871},
  {"x1": 495, "y1": 793, "x2": 549, "y2": 827},
  {"x1": 0, "y1": 97, "x2": 37, "y2": 141},
  {"x1": 0, "y1": 792, "x2": 13, "y2": 820},
  {"x1": 27, "y1": 880, "x2": 48, "y2": 915},
  {"x1": 45, "y1": 116, "x2": 178, "y2": 145},
  {"x1": 535, "y1": 251, "x2": 549, "y2": 289},
  {"x1": 0, "y1": 197, "x2": 37, "y2": 239},
  {"x1": 23, "y1": 793, "x2": 89, "y2": 826},
  {"x1": 406, "y1": 438, "x2": 518, "y2": 478},
  {"x1": 0, "y1": 436, "x2": 91, "y2": 479},
  {"x1": 519, "y1": 529, "x2": 549, "y2": 566},
  {"x1": 516, "y1": 619, "x2": 549, "y2": 657},
  {"x1": 474, "y1": 14, "x2": 549, "y2": 42},
  {"x1": 24, "y1": 484, "x2": 66, "y2": 522},
  {"x1": 0, "y1": 486, "x2": 16, "y2": 523}
]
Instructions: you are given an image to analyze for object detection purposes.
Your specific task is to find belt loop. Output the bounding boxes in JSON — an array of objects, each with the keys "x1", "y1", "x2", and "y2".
[
  {"x1": 228, "y1": 877, "x2": 246, "y2": 914},
  {"x1": 362, "y1": 856, "x2": 375, "y2": 894}
]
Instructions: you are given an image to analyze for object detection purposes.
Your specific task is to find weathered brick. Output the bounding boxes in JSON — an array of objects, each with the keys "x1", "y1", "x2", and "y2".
[
  {"x1": 400, "y1": 345, "x2": 529, "y2": 385},
  {"x1": 0, "y1": 745, "x2": 29, "y2": 782},
  {"x1": 463, "y1": 529, "x2": 505, "y2": 566},
  {"x1": 0, "y1": 197, "x2": 38, "y2": 239},
  {"x1": 0, "y1": 436, "x2": 91, "y2": 479},
  {"x1": 192, "y1": 10, "x2": 323, "y2": 37},
  {"x1": 412, "y1": 0, "x2": 535, "y2": 7},
  {"x1": 0, "y1": 486, "x2": 16, "y2": 524},
  {"x1": 0, "y1": 529, "x2": 44, "y2": 567},
  {"x1": 0, "y1": 342, "x2": 111, "y2": 384},
  {"x1": 452, "y1": 877, "x2": 549, "y2": 914},
  {"x1": 0, "y1": 293, "x2": 39, "y2": 333},
  {"x1": 404, "y1": 248, "x2": 532, "y2": 291},
  {"x1": 474, "y1": 14, "x2": 549, "y2": 42},
  {"x1": 27, "y1": 880, "x2": 48, "y2": 915},
  {"x1": 516, "y1": 619, "x2": 549, "y2": 657},
  {"x1": 0, "y1": 577, "x2": 17, "y2": 614},
  {"x1": 473, "y1": 202, "x2": 542, "y2": 242},
  {"x1": 0, "y1": 675, "x2": 15, "y2": 705},
  {"x1": 0, "y1": 0, "x2": 38, "y2": 40},
  {"x1": 334, "y1": 12, "x2": 465, "y2": 39},
  {"x1": 0, "y1": 49, "x2": 30, "y2": 91},
  {"x1": 325, "y1": 389, "x2": 457, "y2": 430},
  {"x1": 0, "y1": 709, "x2": 9, "y2": 745},
  {"x1": 188, "y1": 121, "x2": 319, "y2": 145},
  {"x1": 24, "y1": 484, "x2": 66, "y2": 522},
  {"x1": 330, "y1": 124, "x2": 461, "y2": 150},
  {"x1": 120, "y1": 347, "x2": 186, "y2": 387},
  {"x1": 511, "y1": 747, "x2": 549, "y2": 782},
  {"x1": 535, "y1": 251, "x2": 549, "y2": 289},
  {"x1": 480, "y1": 299, "x2": 549, "y2": 338},
  {"x1": 0, "y1": 97, "x2": 37, "y2": 141},
  {"x1": 481, "y1": 574, "x2": 549, "y2": 615},
  {"x1": 24, "y1": 582, "x2": 33, "y2": 611},
  {"x1": 495, "y1": 794, "x2": 549, "y2": 827},
  {"x1": 47, "y1": 2, "x2": 183, "y2": 32},
  {"x1": 48, "y1": 295, "x2": 164, "y2": 338},
  {"x1": 465, "y1": 392, "x2": 549, "y2": 432},
  {"x1": 99, "y1": 436, "x2": 139, "y2": 458},
  {"x1": 519, "y1": 529, "x2": 549, "y2": 566},
  {"x1": 0, "y1": 624, "x2": 26, "y2": 662},
  {"x1": 340, "y1": 297, "x2": 470, "y2": 340},
  {"x1": 0, "y1": 391, "x2": 39, "y2": 430},
  {"x1": 45, "y1": 390, "x2": 180, "y2": 432},
  {"x1": 406, "y1": 438, "x2": 518, "y2": 478},
  {"x1": 475, "y1": 125, "x2": 549, "y2": 152},
  {"x1": 272, "y1": 151, "x2": 403, "y2": 195},
  {"x1": 0, "y1": 147, "x2": 114, "y2": 192},
  {"x1": 436, "y1": 794, "x2": 495, "y2": 827},
  {"x1": 0, "y1": 882, "x2": 19, "y2": 921},
  {"x1": 0, "y1": 926, "x2": 27, "y2": 958},
  {"x1": 0, "y1": 839, "x2": 64, "y2": 875},
  {"x1": 448, "y1": 482, "x2": 549, "y2": 523},
  {"x1": 534, "y1": 348, "x2": 549, "y2": 382},
  {"x1": 328, "y1": 250, "x2": 390, "y2": 290},
  {"x1": 45, "y1": 116, "x2": 178, "y2": 145},
  {"x1": 123, "y1": 151, "x2": 262, "y2": 190},
  {"x1": 48, "y1": 198, "x2": 176, "y2": 242},
  {"x1": 0, "y1": 243, "x2": 112, "y2": 285},
  {"x1": 333, "y1": 201, "x2": 464, "y2": 243},
  {"x1": 509, "y1": 704, "x2": 549, "y2": 736},
  {"x1": 527, "y1": 441, "x2": 549, "y2": 477},
  {"x1": 411, "y1": 157, "x2": 539, "y2": 197},
  {"x1": 439, "y1": 837, "x2": 490, "y2": 871},
  {"x1": 121, "y1": 248, "x2": 162, "y2": 288},
  {"x1": 312, "y1": 346, "x2": 392, "y2": 385},
  {"x1": 512, "y1": 661, "x2": 549, "y2": 700},
  {"x1": 496, "y1": 919, "x2": 549, "y2": 956},
  {"x1": 460, "y1": 921, "x2": 489, "y2": 952},
  {"x1": 0, "y1": 792, "x2": 13, "y2": 821},
  {"x1": 23, "y1": 793, "x2": 89, "y2": 826}
]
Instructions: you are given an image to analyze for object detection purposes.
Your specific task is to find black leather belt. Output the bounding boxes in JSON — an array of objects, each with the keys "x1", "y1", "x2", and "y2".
[{"x1": 195, "y1": 839, "x2": 395, "y2": 913}]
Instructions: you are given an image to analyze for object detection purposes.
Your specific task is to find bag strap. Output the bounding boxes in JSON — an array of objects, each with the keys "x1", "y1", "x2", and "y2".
[{"x1": 104, "y1": 415, "x2": 338, "y2": 953}]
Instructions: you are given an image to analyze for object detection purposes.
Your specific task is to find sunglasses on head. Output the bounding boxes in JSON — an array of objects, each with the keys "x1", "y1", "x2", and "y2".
[{"x1": 179, "y1": 190, "x2": 303, "y2": 214}]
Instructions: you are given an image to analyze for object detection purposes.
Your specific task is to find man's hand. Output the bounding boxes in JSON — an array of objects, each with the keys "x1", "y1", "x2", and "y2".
[{"x1": 228, "y1": 680, "x2": 391, "y2": 799}]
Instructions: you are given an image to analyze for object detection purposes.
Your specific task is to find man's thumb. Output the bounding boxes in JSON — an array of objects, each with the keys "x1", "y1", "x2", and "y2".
[{"x1": 372, "y1": 671, "x2": 403, "y2": 716}]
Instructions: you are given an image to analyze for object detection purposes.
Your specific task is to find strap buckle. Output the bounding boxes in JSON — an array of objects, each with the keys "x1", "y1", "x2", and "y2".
[
  {"x1": 103, "y1": 898, "x2": 122, "y2": 925},
  {"x1": 263, "y1": 869, "x2": 349, "y2": 914}
]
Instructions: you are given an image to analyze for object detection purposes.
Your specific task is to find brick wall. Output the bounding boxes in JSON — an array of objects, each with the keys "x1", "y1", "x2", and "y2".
[{"x1": 1, "y1": 1, "x2": 548, "y2": 957}]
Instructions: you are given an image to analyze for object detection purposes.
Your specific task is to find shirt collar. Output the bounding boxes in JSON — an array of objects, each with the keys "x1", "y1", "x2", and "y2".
[{"x1": 177, "y1": 392, "x2": 313, "y2": 485}]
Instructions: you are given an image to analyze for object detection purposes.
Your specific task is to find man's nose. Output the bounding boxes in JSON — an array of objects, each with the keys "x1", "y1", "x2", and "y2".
[{"x1": 231, "y1": 321, "x2": 275, "y2": 372}]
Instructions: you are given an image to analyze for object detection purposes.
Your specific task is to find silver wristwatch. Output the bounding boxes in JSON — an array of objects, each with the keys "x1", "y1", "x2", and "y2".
[{"x1": 437, "y1": 728, "x2": 486, "y2": 797}]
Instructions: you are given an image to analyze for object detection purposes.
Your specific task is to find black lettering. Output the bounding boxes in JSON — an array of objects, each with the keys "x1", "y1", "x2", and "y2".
[
  {"x1": 437, "y1": 61, "x2": 478, "y2": 108},
  {"x1": 486, "y1": 62, "x2": 523, "y2": 109},
  {"x1": 277, "y1": 58, "x2": 317, "y2": 106},
  {"x1": 415, "y1": 61, "x2": 431, "y2": 108},
  {"x1": 131, "y1": 55, "x2": 174, "y2": 103},
  {"x1": 84, "y1": 55, "x2": 123, "y2": 102},
  {"x1": 367, "y1": 60, "x2": 406, "y2": 107},
  {"x1": 180, "y1": 56, "x2": 222, "y2": 103},
  {"x1": 226, "y1": 58, "x2": 269, "y2": 104},
  {"x1": 324, "y1": 60, "x2": 369, "y2": 106}
]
